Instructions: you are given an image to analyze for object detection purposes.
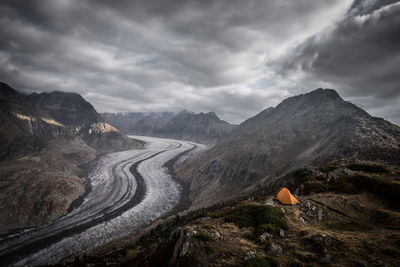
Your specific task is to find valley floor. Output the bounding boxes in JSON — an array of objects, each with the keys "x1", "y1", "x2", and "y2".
[{"x1": 0, "y1": 136, "x2": 205, "y2": 266}]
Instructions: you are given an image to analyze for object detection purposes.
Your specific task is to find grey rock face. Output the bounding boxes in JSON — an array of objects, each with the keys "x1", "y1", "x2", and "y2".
[
  {"x1": 267, "y1": 243, "x2": 283, "y2": 255},
  {"x1": 279, "y1": 229, "x2": 285, "y2": 238},
  {"x1": 327, "y1": 168, "x2": 353, "y2": 182},
  {"x1": 28, "y1": 91, "x2": 100, "y2": 129},
  {"x1": 27, "y1": 91, "x2": 142, "y2": 152},
  {"x1": 259, "y1": 232, "x2": 272, "y2": 243}
]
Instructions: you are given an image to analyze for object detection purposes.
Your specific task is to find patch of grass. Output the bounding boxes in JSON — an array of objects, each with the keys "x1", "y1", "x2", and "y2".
[
  {"x1": 186, "y1": 208, "x2": 228, "y2": 221},
  {"x1": 349, "y1": 175, "x2": 400, "y2": 209},
  {"x1": 193, "y1": 232, "x2": 212, "y2": 242},
  {"x1": 327, "y1": 175, "x2": 400, "y2": 209},
  {"x1": 207, "y1": 210, "x2": 226, "y2": 218},
  {"x1": 347, "y1": 163, "x2": 389, "y2": 174},
  {"x1": 201, "y1": 224, "x2": 214, "y2": 230},
  {"x1": 258, "y1": 223, "x2": 280, "y2": 235},
  {"x1": 302, "y1": 182, "x2": 326, "y2": 194},
  {"x1": 294, "y1": 168, "x2": 308, "y2": 178},
  {"x1": 226, "y1": 205, "x2": 287, "y2": 236},
  {"x1": 319, "y1": 165, "x2": 338, "y2": 173},
  {"x1": 265, "y1": 256, "x2": 279, "y2": 267},
  {"x1": 325, "y1": 222, "x2": 372, "y2": 232}
]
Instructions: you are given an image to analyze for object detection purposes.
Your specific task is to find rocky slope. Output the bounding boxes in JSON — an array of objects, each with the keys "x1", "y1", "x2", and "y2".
[
  {"x1": 67, "y1": 162, "x2": 400, "y2": 267},
  {"x1": 177, "y1": 88, "x2": 400, "y2": 209},
  {"x1": 102, "y1": 110, "x2": 236, "y2": 143},
  {"x1": 0, "y1": 83, "x2": 142, "y2": 233}
]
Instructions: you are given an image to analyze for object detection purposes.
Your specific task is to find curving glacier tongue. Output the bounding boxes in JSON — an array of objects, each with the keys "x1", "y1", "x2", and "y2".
[{"x1": 0, "y1": 136, "x2": 205, "y2": 266}]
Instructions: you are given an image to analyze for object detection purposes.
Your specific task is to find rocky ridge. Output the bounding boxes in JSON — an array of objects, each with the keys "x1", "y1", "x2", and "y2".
[
  {"x1": 102, "y1": 110, "x2": 236, "y2": 144},
  {"x1": 28, "y1": 90, "x2": 142, "y2": 153},
  {"x1": 66, "y1": 162, "x2": 400, "y2": 266}
]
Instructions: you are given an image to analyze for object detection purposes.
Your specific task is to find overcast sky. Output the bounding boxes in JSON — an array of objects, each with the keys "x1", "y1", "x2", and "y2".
[{"x1": 0, "y1": 0, "x2": 399, "y2": 124}]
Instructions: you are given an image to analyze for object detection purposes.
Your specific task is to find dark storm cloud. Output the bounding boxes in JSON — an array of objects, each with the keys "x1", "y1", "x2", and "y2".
[
  {"x1": 4, "y1": 0, "x2": 398, "y2": 124},
  {"x1": 280, "y1": 1, "x2": 400, "y2": 124}
]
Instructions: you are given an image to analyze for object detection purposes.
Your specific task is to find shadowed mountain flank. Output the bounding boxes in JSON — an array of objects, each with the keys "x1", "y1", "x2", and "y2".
[
  {"x1": 177, "y1": 88, "x2": 400, "y2": 208},
  {"x1": 0, "y1": 83, "x2": 143, "y2": 232}
]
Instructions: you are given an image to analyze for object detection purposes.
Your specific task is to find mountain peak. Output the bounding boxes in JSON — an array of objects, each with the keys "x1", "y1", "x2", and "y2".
[
  {"x1": 31, "y1": 90, "x2": 90, "y2": 104},
  {"x1": 206, "y1": 111, "x2": 218, "y2": 118},
  {"x1": 28, "y1": 90, "x2": 100, "y2": 127},
  {"x1": 0, "y1": 82, "x2": 24, "y2": 100},
  {"x1": 282, "y1": 88, "x2": 343, "y2": 106},
  {"x1": 307, "y1": 88, "x2": 342, "y2": 100}
]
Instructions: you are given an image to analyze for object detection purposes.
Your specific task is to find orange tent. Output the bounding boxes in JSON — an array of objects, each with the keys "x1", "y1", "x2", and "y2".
[{"x1": 277, "y1": 188, "x2": 299, "y2": 205}]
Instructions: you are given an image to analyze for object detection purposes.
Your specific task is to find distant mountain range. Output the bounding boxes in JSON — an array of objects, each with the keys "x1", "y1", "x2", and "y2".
[
  {"x1": 177, "y1": 88, "x2": 400, "y2": 208},
  {"x1": 101, "y1": 110, "x2": 236, "y2": 143},
  {"x1": 0, "y1": 82, "x2": 142, "y2": 232}
]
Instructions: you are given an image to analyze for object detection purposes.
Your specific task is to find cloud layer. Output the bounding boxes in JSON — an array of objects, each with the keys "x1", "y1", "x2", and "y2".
[{"x1": 0, "y1": 0, "x2": 398, "y2": 124}]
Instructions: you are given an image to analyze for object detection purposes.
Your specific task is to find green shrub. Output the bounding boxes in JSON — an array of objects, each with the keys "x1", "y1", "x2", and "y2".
[
  {"x1": 302, "y1": 182, "x2": 326, "y2": 194},
  {"x1": 226, "y1": 205, "x2": 287, "y2": 235},
  {"x1": 265, "y1": 256, "x2": 279, "y2": 267},
  {"x1": 207, "y1": 210, "x2": 226, "y2": 218},
  {"x1": 347, "y1": 163, "x2": 389, "y2": 173},
  {"x1": 201, "y1": 224, "x2": 214, "y2": 230},
  {"x1": 193, "y1": 232, "x2": 212, "y2": 242},
  {"x1": 319, "y1": 165, "x2": 338, "y2": 173},
  {"x1": 258, "y1": 223, "x2": 280, "y2": 235}
]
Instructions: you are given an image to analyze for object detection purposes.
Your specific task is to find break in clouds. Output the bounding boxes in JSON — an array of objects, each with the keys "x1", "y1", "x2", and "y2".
[{"x1": 0, "y1": 0, "x2": 399, "y2": 124}]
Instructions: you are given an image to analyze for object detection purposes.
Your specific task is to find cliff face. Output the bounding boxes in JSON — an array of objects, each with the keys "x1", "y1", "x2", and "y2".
[
  {"x1": 0, "y1": 83, "x2": 142, "y2": 233},
  {"x1": 177, "y1": 89, "x2": 400, "y2": 209},
  {"x1": 102, "y1": 110, "x2": 236, "y2": 144}
]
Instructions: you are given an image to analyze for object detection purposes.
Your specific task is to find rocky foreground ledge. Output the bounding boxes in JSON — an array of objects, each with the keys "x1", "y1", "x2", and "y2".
[{"x1": 69, "y1": 162, "x2": 400, "y2": 266}]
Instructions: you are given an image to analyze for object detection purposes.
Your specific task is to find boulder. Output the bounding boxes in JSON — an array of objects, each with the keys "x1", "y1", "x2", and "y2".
[
  {"x1": 327, "y1": 168, "x2": 353, "y2": 182},
  {"x1": 267, "y1": 243, "x2": 283, "y2": 255},
  {"x1": 279, "y1": 229, "x2": 285, "y2": 238},
  {"x1": 259, "y1": 232, "x2": 272, "y2": 243},
  {"x1": 243, "y1": 250, "x2": 256, "y2": 262}
]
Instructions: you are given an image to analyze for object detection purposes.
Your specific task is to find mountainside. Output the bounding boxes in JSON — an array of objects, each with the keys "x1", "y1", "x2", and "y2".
[
  {"x1": 0, "y1": 83, "x2": 142, "y2": 233},
  {"x1": 102, "y1": 110, "x2": 236, "y2": 143},
  {"x1": 101, "y1": 112, "x2": 175, "y2": 135},
  {"x1": 177, "y1": 88, "x2": 400, "y2": 208},
  {"x1": 28, "y1": 91, "x2": 142, "y2": 153}
]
